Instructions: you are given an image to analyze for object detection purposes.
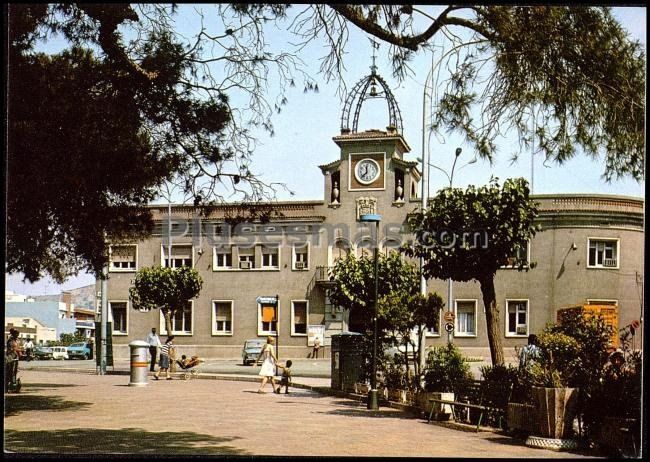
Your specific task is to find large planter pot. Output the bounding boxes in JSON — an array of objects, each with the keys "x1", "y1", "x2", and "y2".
[
  {"x1": 532, "y1": 387, "x2": 579, "y2": 439},
  {"x1": 387, "y1": 388, "x2": 404, "y2": 403},
  {"x1": 354, "y1": 382, "x2": 369, "y2": 395},
  {"x1": 507, "y1": 403, "x2": 537, "y2": 434},
  {"x1": 417, "y1": 392, "x2": 454, "y2": 421}
]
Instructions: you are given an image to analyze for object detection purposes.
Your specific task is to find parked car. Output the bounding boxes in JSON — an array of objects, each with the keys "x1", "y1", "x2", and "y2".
[
  {"x1": 67, "y1": 342, "x2": 92, "y2": 360},
  {"x1": 51, "y1": 346, "x2": 69, "y2": 360},
  {"x1": 34, "y1": 346, "x2": 54, "y2": 360},
  {"x1": 241, "y1": 339, "x2": 265, "y2": 365}
]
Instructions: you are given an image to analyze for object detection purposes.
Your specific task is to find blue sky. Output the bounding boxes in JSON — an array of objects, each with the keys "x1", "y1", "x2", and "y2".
[{"x1": 6, "y1": 5, "x2": 646, "y2": 295}]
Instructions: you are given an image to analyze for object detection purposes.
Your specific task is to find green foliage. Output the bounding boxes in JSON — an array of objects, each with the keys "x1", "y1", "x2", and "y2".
[
  {"x1": 423, "y1": 344, "x2": 473, "y2": 393},
  {"x1": 328, "y1": 252, "x2": 421, "y2": 334},
  {"x1": 529, "y1": 332, "x2": 581, "y2": 387},
  {"x1": 379, "y1": 352, "x2": 410, "y2": 390},
  {"x1": 529, "y1": 312, "x2": 617, "y2": 440},
  {"x1": 480, "y1": 364, "x2": 519, "y2": 387},
  {"x1": 406, "y1": 177, "x2": 540, "y2": 282},
  {"x1": 129, "y1": 266, "x2": 203, "y2": 335},
  {"x1": 406, "y1": 177, "x2": 539, "y2": 365},
  {"x1": 49, "y1": 331, "x2": 87, "y2": 347}
]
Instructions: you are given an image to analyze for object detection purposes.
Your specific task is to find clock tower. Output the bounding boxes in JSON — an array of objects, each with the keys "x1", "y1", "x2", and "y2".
[{"x1": 319, "y1": 63, "x2": 420, "y2": 222}]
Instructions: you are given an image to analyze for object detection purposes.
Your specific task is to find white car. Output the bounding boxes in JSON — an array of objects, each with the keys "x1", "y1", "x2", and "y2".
[{"x1": 51, "y1": 346, "x2": 69, "y2": 360}]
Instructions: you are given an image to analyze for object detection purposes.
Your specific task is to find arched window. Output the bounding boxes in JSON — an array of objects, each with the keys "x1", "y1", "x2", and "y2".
[
  {"x1": 331, "y1": 239, "x2": 351, "y2": 264},
  {"x1": 355, "y1": 237, "x2": 374, "y2": 258},
  {"x1": 381, "y1": 238, "x2": 402, "y2": 256}
]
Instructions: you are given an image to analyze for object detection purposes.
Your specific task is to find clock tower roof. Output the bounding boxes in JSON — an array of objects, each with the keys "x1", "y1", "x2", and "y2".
[{"x1": 332, "y1": 128, "x2": 411, "y2": 153}]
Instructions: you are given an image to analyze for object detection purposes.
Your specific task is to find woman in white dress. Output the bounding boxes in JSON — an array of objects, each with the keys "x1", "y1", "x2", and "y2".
[{"x1": 257, "y1": 336, "x2": 279, "y2": 393}]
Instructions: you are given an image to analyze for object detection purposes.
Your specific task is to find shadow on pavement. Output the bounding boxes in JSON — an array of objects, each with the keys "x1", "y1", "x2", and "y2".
[
  {"x1": 21, "y1": 383, "x2": 82, "y2": 391},
  {"x1": 4, "y1": 428, "x2": 251, "y2": 455},
  {"x1": 4, "y1": 395, "x2": 92, "y2": 417},
  {"x1": 316, "y1": 407, "x2": 414, "y2": 420}
]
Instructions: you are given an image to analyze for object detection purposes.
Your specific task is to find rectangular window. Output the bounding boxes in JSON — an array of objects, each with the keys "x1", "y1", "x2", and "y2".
[
  {"x1": 238, "y1": 247, "x2": 255, "y2": 269},
  {"x1": 213, "y1": 246, "x2": 233, "y2": 269},
  {"x1": 162, "y1": 244, "x2": 193, "y2": 268},
  {"x1": 109, "y1": 245, "x2": 137, "y2": 272},
  {"x1": 506, "y1": 300, "x2": 529, "y2": 337},
  {"x1": 501, "y1": 241, "x2": 530, "y2": 268},
  {"x1": 261, "y1": 246, "x2": 279, "y2": 268},
  {"x1": 109, "y1": 301, "x2": 128, "y2": 335},
  {"x1": 455, "y1": 300, "x2": 477, "y2": 337},
  {"x1": 292, "y1": 301, "x2": 308, "y2": 335},
  {"x1": 212, "y1": 301, "x2": 233, "y2": 335},
  {"x1": 159, "y1": 301, "x2": 193, "y2": 335},
  {"x1": 258, "y1": 301, "x2": 278, "y2": 335},
  {"x1": 588, "y1": 238, "x2": 619, "y2": 268},
  {"x1": 293, "y1": 243, "x2": 309, "y2": 270}
]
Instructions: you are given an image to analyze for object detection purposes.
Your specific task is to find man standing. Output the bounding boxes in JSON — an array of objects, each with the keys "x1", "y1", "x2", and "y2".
[
  {"x1": 5, "y1": 328, "x2": 22, "y2": 392},
  {"x1": 23, "y1": 338, "x2": 34, "y2": 361},
  {"x1": 146, "y1": 327, "x2": 161, "y2": 372}
]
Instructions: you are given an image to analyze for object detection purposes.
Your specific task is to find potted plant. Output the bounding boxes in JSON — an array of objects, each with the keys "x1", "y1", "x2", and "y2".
[
  {"x1": 527, "y1": 332, "x2": 580, "y2": 446},
  {"x1": 595, "y1": 326, "x2": 642, "y2": 457},
  {"x1": 419, "y1": 344, "x2": 472, "y2": 420}
]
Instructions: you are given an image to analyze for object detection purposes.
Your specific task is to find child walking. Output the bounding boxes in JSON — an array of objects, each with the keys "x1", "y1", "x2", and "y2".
[{"x1": 275, "y1": 360, "x2": 293, "y2": 394}]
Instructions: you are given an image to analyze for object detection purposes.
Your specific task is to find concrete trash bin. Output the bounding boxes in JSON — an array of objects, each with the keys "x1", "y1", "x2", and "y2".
[
  {"x1": 129, "y1": 340, "x2": 150, "y2": 387},
  {"x1": 330, "y1": 332, "x2": 364, "y2": 392}
]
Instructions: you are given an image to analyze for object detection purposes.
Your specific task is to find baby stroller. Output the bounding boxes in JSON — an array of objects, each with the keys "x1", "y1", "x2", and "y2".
[{"x1": 175, "y1": 355, "x2": 202, "y2": 380}]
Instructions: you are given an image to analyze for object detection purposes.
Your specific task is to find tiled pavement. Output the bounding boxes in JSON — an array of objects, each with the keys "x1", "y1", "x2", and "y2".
[{"x1": 4, "y1": 370, "x2": 597, "y2": 457}]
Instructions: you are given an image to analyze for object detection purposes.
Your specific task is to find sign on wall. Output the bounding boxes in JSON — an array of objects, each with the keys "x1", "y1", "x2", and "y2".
[{"x1": 307, "y1": 325, "x2": 325, "y2": 347}]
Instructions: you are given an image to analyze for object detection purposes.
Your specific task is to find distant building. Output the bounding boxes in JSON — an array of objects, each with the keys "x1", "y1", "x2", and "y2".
[
  {"x1": 5, "y1": 317, "x2": 57, "y2": 344},
  {"x1": 5, "y1": 301, "x2": 77, "y2": 340},
  {"x1": 27, "y1": 284, "x2": 98, "y2": 338}
]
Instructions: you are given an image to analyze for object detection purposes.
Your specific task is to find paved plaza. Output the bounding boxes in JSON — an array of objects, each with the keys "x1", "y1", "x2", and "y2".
[{"x1": 4, "y1": 370, "x2": 597, "y2": 457}]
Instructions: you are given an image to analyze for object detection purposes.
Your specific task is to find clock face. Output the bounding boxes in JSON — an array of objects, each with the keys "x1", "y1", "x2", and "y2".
[{"x1": 355, "y1": 158, "x2": 380, "y2": 185}]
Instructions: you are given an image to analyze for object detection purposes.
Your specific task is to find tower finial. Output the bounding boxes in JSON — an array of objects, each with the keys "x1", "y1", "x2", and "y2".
[{"x1": 369, "y1": 38, "x2": 379, "y2": 75}]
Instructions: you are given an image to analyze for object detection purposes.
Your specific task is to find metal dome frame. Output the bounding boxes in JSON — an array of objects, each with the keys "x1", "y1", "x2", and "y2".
[{"x1": 340, "y1": 69, "x2": 404, "y2": 135}]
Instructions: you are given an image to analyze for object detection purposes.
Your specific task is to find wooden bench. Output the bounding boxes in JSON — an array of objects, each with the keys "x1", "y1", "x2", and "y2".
[{"x1": 428, "y1": 380, "x2": 512, "y2": 431}]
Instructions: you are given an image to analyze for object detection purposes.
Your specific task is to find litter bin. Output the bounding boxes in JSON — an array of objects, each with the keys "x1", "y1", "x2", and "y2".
[
  {"x1": 330, "y1": 332, "x2": 365, "y2": 392},
  {"x1": 129, "y1": 340, "x2": 150, "y2": 387}
]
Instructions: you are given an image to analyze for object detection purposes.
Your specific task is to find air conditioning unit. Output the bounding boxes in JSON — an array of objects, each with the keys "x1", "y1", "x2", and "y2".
[
  {"x1": 603, "y1": 258, "x2": 617, "y2": 267},
  {"x1": 239, "y1": 260, "x2": 252, "y2": 269},
  {"x1": 295, "y1": 261, "x2": 306, "y2": 270},
  {"x1": 516, "y1": 326, "x2": 527, "y2": 335}
]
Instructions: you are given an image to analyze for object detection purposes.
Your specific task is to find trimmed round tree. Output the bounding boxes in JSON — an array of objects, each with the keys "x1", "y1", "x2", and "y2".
[
  {"x1": 405, "y1": 177, "x2": 540, "y2": 365},
  {"x1": 129, "y1": 266, "x2": 203, "y2": 336}
]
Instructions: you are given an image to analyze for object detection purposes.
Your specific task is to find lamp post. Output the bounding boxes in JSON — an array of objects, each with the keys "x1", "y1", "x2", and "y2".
[
  {"x1": 360, "y1": 213, "x2": 381, "y2": 410},
  {"x1": 417, "y1": 149, "x2": 476, "y2": 344}
]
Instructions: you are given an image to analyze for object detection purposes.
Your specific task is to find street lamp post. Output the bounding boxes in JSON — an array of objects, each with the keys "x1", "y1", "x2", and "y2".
[
  {"x1": 360, "y1": 213, "x2": 381, "y2": 411},
  {"x1": 417, "y1": 148, "x2": 476, "y2": 345}
]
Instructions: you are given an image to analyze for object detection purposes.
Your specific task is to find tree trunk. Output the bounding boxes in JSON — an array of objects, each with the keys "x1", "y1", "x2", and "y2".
[
  {"x1": 479, "y1": 276, "x2": 504, "y2": 365},
  {"x1": 163, "y1": 309, "x2": 173, "y2": 337}
]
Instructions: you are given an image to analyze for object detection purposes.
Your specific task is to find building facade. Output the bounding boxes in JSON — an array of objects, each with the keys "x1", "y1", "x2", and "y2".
[
  {"x1": 101, "y1": 69, "x2": 644, "y2": 360},
  {"x1": 101, "y1": 133, "x2": 644, "y2": 360}
]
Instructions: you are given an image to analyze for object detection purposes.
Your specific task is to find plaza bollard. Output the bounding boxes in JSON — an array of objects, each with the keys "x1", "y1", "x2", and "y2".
[{"x1": 128, "y1": 340, "x2": 150, "y2": 387}]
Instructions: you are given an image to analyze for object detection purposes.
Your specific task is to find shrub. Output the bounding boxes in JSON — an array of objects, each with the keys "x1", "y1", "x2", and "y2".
[
  {"x1": 380, "y1": 353, "x2": 410, "y2": 389},
  {"x1": 423, "y1": 344, "x2": 473, "y2": 392},
  {"x1": 480, "y1": 364, "x2": 519, "y2": 393},
  {"x1": 530, "y1": 331, "x2": 581, "y2": 387}
]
